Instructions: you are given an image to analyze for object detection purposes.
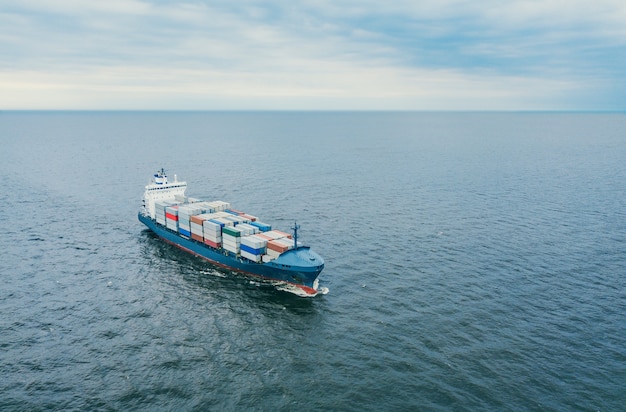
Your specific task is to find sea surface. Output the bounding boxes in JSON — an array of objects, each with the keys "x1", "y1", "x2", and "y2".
[{"x1": 0, "y1": 112, "x2": 624, "y2": 411}]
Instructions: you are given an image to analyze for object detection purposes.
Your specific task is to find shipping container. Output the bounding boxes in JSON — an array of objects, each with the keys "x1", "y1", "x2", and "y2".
[
  {"x1": 204, "y1": 234, "x2": 222, "y2": 243},
  {"x1": 206, "y1": 200, "x2": 231, "y2": 212},
  {"x1": 267, "y1": 239, "x2": 290, "y2": 253},
  {"x1": 222, "y1": 235, "x2": 241, "y2": 246},
  {"x1": 190, "y1": 222, "x2": 204, "y2": 236},
  {"x1": 250, "y1": 221, "x2": 271, "y2": 232},
  {"x1": 263, "y1": 230, "x2": 286, "y2": 240},
  {"x1": 222, "y1": 226, "x2": 242, "y2": 238},
  {"x1": 266, "y1": 248, "x2": 282, "y2": 259},
  {"x1": 275, "y1": 237, "x2": 296, "y2": 249},
  {"x1": 202, "y1": 221, "x2": 221, "y2": 235},
  {"x1": 238, "y1": 223, "x2": 259, "y2": 235},
  {"x1": 241, "y1": 234, "x2": 267, "y2": 249},
  {"x1": 271, "y1": 230, "x2": 293, "y2": 239},
  {"x1": 241, "y1": 250, "x2": 262, "y2": 262},
  {"x1": 203, "y1": 238, "x2": 221, "y2": 248},
  {"x1": 240, "y1": 243, "x2": 264, "y2": 255},
  {"x1": 214, "y1": 217, "x2": 234, "y2": 227},
  {"x1": 223, "y1": 242, "x2": 240, "y2": 254},
  {"x1": 223, "y1": 216, "x2": 241, "y2": 226},
  {"x1": 166, "y1": 219, "x2": 178, "y2": 231}
]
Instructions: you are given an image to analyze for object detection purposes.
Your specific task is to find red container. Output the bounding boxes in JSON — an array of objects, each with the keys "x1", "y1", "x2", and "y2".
[
  {"x1": 191, "y1": 233, "x2": 203, "y2": 242},
  {"x1": 165, "y1": 213, "x2": 179, "y2": 221},
  {"x1": 204, "y1": 239, "x2": 221, "y2": 248}
]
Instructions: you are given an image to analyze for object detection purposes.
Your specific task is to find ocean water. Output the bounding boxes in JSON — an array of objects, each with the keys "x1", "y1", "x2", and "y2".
[{"x1": 0, "y1": 111, "x2": 624, "y2": 411}]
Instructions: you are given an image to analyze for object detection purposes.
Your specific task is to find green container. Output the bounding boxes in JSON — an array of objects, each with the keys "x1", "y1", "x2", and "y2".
[{"x1": 222, "y1": 226, "x2": 241, "y2": 237}]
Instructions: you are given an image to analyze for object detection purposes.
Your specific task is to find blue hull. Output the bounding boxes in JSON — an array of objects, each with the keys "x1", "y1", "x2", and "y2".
[{"x1": 138, "y1": 213, "x2": 324, "y2": 294}]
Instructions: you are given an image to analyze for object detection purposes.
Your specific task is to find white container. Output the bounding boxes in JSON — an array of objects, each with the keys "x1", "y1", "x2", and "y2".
[
  {"x1": 241, "y1": 250, "x2": 262, "y2": 262},
  {"x1": 266, "y1": 248, "x2": 282, "y2": 259},
  {"x1": 190, "y1": 222, "x2": 203, "y2": 233},
  {"x1": 241, "y1": 235, "x2": 267, "y2": 249},
  {"x1": 203, "y1": 225, "x2": 221, "y2": 235},
  {"x1": 263, "y1": 231, "x2": 285, "y2": 240},
  {"x1": 212, "y1": 217, "x2": 232, "y2": 227},
  {"x1": 222, "y1": 235, "x2": 241, "y2": 245},
  {"x1": 275, "y1": 238, "x2": 295, "y2": 249},
  {"x1": 204, "y1": 234, "x2": 222, "y2": 243},
  {"x1": 238, "y1": 223, "x2": 259, "y2": 235},
  {"x1": 223, "y1": 243, "x2": 240, "y2": 254}
]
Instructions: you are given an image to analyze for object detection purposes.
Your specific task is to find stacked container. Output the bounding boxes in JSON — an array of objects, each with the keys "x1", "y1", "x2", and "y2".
[
  {"x1": 203, "y1": 220, "x2": 222, "y2": 248},
  {"x1": 152, "y1": 196, "x2": 304, "y2": 264},
  {"x1": 222, "y1": 226, "x2": 242, "y2": 254},
  {"x1": 211, "y1": 217, "x2": 234, "y2": 228},
  {"x1": 266, "y1": 238, "x2": 296, "y2": 259},
  {"x1": 262, "y1": 230, "x2": 292, "y2": 240},
  {"x1": 178, "y1": 204, "x2": 204, "y2": 237},
  {"x1": 240, "y1": 213, "x2": 257, "y2": 222},
  {"x1": 237, "y1": 223, "x2": 259, "y2": 236},
  {"x1": 205, "y1": 200, "x2": 230, "y2": 212},
  {"x1": 240, "y1": 234, "x2": 267, "y2": 262},
  {"x1": 250, "y1": 221, "x2": 271, "y2": 232},
  {"x1": 165, "y1": 205, "x2": 179, "y2": 231},
  {"x1": 190, "y1": 214, "x2": 209, "y2": 242},
  {"x1": 154, "y1": 201, "x2": 167, "y2": 225}
]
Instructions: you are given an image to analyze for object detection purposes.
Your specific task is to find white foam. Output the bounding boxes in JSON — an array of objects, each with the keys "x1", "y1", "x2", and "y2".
[{"x1": 274, "y1": 282, "x2": 329, "y2": 297}]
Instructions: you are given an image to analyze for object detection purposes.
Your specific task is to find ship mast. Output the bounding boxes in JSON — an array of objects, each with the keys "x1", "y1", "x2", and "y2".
[{"x1": 292, "y1": 221, "x2": 300, "y2": 250}]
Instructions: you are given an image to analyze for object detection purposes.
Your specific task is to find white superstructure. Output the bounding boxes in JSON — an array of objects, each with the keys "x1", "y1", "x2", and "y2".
[{"x1": 142, "y1": 168, "x2": 187, "y2": 218}]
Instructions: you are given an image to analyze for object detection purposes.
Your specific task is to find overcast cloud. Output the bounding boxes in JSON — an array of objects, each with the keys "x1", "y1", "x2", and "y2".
[{"x1": 1, "y1": 0, "x2": 624, "y2": 110}]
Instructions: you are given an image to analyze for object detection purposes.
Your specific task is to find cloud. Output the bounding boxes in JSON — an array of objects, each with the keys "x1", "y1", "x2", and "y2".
[{"x1": 1, "y1": 0, "x2": 624, "y2": 109}]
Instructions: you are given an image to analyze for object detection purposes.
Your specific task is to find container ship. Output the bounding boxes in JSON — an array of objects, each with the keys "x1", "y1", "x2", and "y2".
[{"x1": 138, "y1": 169, "x2": 325, "y2": 296}]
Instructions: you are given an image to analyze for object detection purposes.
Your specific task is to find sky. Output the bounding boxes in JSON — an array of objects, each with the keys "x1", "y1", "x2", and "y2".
[{"x1": 1, "y1": 0, "x2": 625, "y2": 111}]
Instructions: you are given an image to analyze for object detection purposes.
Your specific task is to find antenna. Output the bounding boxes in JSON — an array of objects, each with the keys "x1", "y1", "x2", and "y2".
[{"x1": 291, "y1": 221, "x2": 300, "y2": 250}]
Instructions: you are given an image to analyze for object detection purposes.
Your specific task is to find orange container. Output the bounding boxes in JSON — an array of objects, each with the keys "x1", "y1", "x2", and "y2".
[{"x1": 267, "y1": 240, "x2": 289, "y2": 253}]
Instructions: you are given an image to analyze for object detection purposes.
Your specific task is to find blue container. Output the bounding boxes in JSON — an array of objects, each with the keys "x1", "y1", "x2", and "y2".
[
  {"x1": 179, "y1": 228, "x2": 191, "y2": 237},
  {"x1": 240, "y1": 244, "x2": 263, "y2": 255},
  {"x1": 250, "y1": 221, "x2": 271, "y2": 232}
]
